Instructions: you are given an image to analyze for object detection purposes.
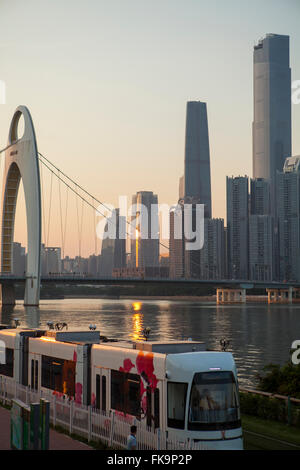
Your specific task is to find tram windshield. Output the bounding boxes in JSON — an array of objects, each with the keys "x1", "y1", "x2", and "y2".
[{"x1": 188, "y1": 371, "x2": 240, "y2": 430}]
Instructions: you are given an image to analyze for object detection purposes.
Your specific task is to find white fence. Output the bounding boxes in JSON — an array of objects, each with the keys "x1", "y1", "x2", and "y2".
[{"x1": 0, "y1": 376, "x2": 210, "y2": 450}]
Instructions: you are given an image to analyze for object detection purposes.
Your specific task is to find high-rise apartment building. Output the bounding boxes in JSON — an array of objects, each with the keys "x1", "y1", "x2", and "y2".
[
  {"x1": 130, "y1": 191, "x2": 159, "y2": 268},
  {"x1": 100, "y1": 208, "x2": 126, "y2": 277},
  {"x1": 249, "y1": 178, "x2": 274, "y2": 280},
  {"x1": 226, "y1": 176, "x2": 249, "y2": 279},
  {"x1": 277, "y1": 156, "x2": 300, "y2": 281},
  {"x1": 199, "y1": 218, "x2": 226, "y2": 280},
  {"x1": 253, "y1": 34, "x2": 291, "y2": 215}
]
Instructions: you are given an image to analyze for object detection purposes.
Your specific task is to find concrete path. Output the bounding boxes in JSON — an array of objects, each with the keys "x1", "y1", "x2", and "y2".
[{"x1": 0, "y1": 406, "x2": 93, "y2": 450}]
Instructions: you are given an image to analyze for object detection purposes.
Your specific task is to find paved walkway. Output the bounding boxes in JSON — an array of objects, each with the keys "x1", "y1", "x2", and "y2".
[{"x1": 0, "y1": 406, "x2": 93, "y2": 450}]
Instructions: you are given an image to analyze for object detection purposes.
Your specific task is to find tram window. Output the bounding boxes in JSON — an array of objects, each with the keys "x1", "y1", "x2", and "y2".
[
  {"x1": 188, "y1": 371, "x2": 241, "y2": 431},
  {"x1": 31, "y1": 359, "x2": 38, "y2": 390},
  {"x1": 167, "y1": 382, "x2": 188, "y2": 429},
  {"x1": 35, "y1": 360, "x2": 38, "y2": 391},
  {"x1": 0, "y1": 348, "x2": 14, "y2": 377},
  {"x1": 96, "y1": 374, "x2": 100, "y2": 409},
  {"x1": 111, "y1": 370, "x2": 140, "y2": 417},
  {"x1": 102, "y1": 376, "x2": 106, "y2": 412},
  {"x1": 42, "y1": 355, "x2": 75, "y2": 396},
  {"x1": 31, "y1": 360, "x2": 35, "y2": 389}
]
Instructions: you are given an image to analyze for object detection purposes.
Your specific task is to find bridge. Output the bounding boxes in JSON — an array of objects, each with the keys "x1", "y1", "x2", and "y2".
[
  {"x1": 0, "y1": 274, "x2": 299, "y2": 289},
  {"x1": 0, "y1": 106, "x2": 299, "y2": 307}
]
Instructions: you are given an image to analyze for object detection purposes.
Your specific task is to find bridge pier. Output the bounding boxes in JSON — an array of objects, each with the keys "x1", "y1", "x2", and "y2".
[
  {"x1": 0, "y1": 283, "x2": 16, "y2": 306},
  {"x1": 216, "y1": 288, "x2": 246, "y2": 304},
  {"x1": 266, "y1": 287, "x2": 293, "y2": 304}
]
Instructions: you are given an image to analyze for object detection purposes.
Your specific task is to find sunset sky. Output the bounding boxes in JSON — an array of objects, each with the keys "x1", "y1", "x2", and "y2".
[{"x1": 0, "y1": 0, "x2": 299, "y2": 257}]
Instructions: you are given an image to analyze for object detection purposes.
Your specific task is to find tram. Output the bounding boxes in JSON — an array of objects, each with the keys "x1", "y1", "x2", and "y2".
[{"x1": 0, "y1": 327, "x2": 243, "y2": 449}]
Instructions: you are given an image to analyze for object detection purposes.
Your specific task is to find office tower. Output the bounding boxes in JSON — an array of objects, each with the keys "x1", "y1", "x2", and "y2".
[
  {"x1": 41, "y1": 245, "x2": 62, "y2": 275},
  {"x1": 184, "y1": 101, "x2": 212, "y2": 218},
  {"x1": 226, "y1": 176, "x2": 249, "y2": 279},
  {"x1": 253, "y1": 34, "x2": 291, "y2": 215},
  {"x1": 130, "y1": 191, "x2": 159, "y2": 268},
  {"x1": 249, "y1": 178, "x2": 274, "y2": 280},
  {"x1": 199, "y1": 218, "x2": 226, "y2": 280},
  {"x1": 277, "y1": 156, "x2": 300, "y2": 281},
  {"x1": 100, "y1": 208, "x2": 126, "y2": 277}
]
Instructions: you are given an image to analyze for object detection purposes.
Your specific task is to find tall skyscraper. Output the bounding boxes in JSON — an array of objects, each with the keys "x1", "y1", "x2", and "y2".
[
  {"x1": 226, "y1": 176, "x2": 249, "y2": 279},
  {"x1": 277, "y1": 156, "x2": 300, "y2": 282},
  {"x1": 184, "y1": 101, "x2": 212, "y2": 218},
  {"x1": 249, "y1": 178, "x2": 274, "y2": 281},
  {"x1": 253, "y1": 34, "x2": 291, "y2": 215},
  {"x1": 130, "y1": 191, "x2": 159, "y2": 268}
]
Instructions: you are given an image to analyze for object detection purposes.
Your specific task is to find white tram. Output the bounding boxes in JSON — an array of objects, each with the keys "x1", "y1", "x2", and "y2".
[{"x1": 0, "y1": 327, "x2": 243, "y2": 449}]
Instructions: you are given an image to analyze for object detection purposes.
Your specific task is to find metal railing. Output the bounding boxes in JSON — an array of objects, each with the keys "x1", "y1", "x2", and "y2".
[{"x1": 0, "y1": 376, "x2": 211, "y2": 450}]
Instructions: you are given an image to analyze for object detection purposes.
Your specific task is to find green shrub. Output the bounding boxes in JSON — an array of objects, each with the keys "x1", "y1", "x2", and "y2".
[
  {"x1": 240, "y1": 391, "x2": 300, "y2": 426},
  {"x1": 257, "y1": 362, "x2": 300, "y2": 399}
]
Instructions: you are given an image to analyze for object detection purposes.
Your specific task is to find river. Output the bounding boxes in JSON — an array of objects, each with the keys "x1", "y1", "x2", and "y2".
[{"x1": 1, "y1": 298, "x2": 300, "y2": 388}]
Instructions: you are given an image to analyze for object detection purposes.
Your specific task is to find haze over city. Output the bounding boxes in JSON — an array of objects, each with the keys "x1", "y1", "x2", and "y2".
[{"x1": 0, "y1": 0, "x2": 299, "y2": 258}]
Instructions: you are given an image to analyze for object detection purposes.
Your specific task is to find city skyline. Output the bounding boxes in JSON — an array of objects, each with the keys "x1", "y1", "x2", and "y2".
[{"x1": 0, "y1": 1, "x2": 299, "y2": 258}]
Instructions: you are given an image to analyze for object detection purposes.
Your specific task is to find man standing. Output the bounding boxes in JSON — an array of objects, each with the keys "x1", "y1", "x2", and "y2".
[{"x1": 127, "y1": 425, "x2": 137, "y2": 450}]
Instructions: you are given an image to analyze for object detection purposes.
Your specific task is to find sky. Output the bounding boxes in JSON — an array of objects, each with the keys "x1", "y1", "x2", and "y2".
[{"x1": 0, "y1": 0, "x2": 299, "y2": 257}]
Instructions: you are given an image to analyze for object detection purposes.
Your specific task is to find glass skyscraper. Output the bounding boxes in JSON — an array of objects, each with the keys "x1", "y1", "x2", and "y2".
[
  {"x1": 184, "y1": 101, "x2": 212, "y2": 218},
  {"x1": 252, "y1": 34, "x2": 291, "y2": 215}
]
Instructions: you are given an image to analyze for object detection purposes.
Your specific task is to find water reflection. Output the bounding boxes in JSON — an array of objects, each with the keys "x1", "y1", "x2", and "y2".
[
  {"x1": 131, "y1": 312, "x2": 144, "y2": 341},
  {"x1": 25, "y1": 306, "x2": 40, "y2": 329},
  {"x1": 0, "y1": 304, "x2": 16, "y2": 326}
]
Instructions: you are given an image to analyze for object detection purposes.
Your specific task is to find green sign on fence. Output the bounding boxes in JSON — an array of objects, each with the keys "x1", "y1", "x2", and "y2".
[{"x1": 10, "y1": 398, "x2": 50, "y2": 450}]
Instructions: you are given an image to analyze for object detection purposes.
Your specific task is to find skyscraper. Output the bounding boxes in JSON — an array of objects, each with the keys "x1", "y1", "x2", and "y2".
[
  {"x1": 199, "y1": 218, "x2": 226, "y2": 280},
  {"x1": 169, "y1": 203, "x2": 185, "y2": 278},
  {"x1": 130, "y1": 191, "x2": 159, "y2": 268},
  {"x1": 277, "y1": 156, "x2": 300, "y2": 282},
  {"x1": 249, "y1": 178, "x2": 274, "y2": 281},
  {"x1": 226, "y1": 176, "x2": 249, "y2": 280},
  {"x1": 100, "y1": 208, "x2": 126, "y2": 277},
  {"x1": 184, "y1": 101, "x2": 212, "y2": 218},
  {"x1": 253, "y1": 34, "x2": 291, "y2": 214}
]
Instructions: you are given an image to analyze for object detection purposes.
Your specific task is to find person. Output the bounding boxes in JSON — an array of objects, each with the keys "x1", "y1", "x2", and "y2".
[{"x1": 127, "y1": 425, "x2": 137, "y2": 450}]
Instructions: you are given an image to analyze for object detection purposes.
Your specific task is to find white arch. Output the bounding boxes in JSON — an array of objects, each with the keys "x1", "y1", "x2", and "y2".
[{"x1": 1, "y1": 106, "x2": 41, "y2": 305}]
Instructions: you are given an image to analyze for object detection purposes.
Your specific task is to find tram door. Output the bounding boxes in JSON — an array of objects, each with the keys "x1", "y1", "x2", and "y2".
[
  {"x1": 95, "y1": 368, "x2": 108, "y2": 413},
  {"x1": 146, "y1": 385, "x2": 160, "y2": 429}
]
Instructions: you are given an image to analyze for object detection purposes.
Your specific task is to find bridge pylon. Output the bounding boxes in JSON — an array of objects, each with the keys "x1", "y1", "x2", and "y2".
[{"x1": 0, "y1": 106, "x2": 41, "y2": 306}]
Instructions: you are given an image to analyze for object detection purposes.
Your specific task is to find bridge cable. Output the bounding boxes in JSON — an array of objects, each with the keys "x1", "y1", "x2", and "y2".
[
  {"x1": 38, "y1": 154, "x2": 204, "y2": 274},
  {"x1": 58, "y1": 171, "x2": 66, "y2": 259},
  {"x1": 46, "y1": 170, "x2": 53, "y2": 249},
  {"x1": 63, "y1": 186, "x2": 69, "y2": 261},
  {"x1": 38, "y1": 152, "x2": 168, "y2": 250},
  {"x1": 40, "y1": 160, "x2": 47, "y2": 246}
]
